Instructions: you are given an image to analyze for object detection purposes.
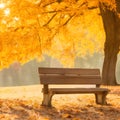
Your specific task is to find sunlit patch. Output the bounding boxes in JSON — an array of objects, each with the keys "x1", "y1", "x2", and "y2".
[
  {"x1": 26, "y1": 0, "x2": 41, "y2": 4},
  {"x1": 34, "y1": 0, "x2": 41, "y2": 4},
  {"x1": 0, "y1": 3, "x2": 5, "y2": 9},
  {"x1": 1, "y1": 19, "x2": 7, "y2": 24},
  {"x1": 14, "y1": 16, "x2": 19, "y2": 21},
  {"x1": 4, "y1": 8, "x2": 10, "y2": 16}
]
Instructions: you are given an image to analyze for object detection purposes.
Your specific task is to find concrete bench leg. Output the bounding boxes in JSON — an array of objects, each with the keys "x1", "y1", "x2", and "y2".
[
  {"x1": 42, "y1": 93, "x2": 53, "y2": 107},
  {"x1": 95, "y1": 92, "x2": 108, "y2": 105}
]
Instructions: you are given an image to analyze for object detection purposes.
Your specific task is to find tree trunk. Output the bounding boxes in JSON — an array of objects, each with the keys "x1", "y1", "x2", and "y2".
[
  {"x1": 100, "y1": 1, "x2": 120, "y2": 85},
  {"x1": 102, "y1": 48, "x2": 118, "y2": 85}
]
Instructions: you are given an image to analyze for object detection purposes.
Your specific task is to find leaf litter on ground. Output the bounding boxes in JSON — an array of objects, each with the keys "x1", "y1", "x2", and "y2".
[{"x1": 0, "y1": 85, "x2": 119, "y2": 120}]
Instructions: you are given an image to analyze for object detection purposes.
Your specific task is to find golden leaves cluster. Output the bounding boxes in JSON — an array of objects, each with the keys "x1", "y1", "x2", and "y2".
[{"x1": 0, "y1": 0, "x2": 115, "y2": 69}]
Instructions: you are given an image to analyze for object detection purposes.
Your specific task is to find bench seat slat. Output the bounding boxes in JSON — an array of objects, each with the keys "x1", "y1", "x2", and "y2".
[
  {"x1": 49, "y1": 88, "x2": 109, "y2": 94},
  {"x1": 39, "y1": 68, "x2": 100, "y2": 75},
  {"x1": 40, "y1": 75, "x2": 101, "y2": 84}
]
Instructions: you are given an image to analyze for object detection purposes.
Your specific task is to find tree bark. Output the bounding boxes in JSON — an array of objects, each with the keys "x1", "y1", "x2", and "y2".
[{"x1": 100, "y1": 1, "x2": 120, "y2": 85}]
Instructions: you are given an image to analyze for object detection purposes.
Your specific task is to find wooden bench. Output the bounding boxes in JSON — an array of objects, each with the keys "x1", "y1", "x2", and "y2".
[{"x1": 38, "y1": 67, "x2": 110, "y2": 107}]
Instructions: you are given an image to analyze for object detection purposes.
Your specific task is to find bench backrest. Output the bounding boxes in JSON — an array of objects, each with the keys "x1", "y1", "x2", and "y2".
[{"x1": 38, "y1": 67, "x2": 102, "y2": 85}]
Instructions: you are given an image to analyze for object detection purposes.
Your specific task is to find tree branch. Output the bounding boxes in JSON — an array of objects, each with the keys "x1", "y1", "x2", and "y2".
[
  {"x1": 43, "y1": 13, "x2": 57, "y2": 26},
  {"x1": 42, "y1": 1, "x2": 57, "y2": 7},
  {"x1": 62, "y1": 14, "x2": 75, "y2": 26},
  {"x1": 79, "y1": 1, "x2": 88, "y2": 8},
  {"x1": 88, "y1": 6, "x2": 98, "y2": 10}
]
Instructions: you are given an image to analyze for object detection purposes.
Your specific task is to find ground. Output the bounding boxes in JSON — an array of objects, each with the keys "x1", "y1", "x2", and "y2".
[{"x1": 0, "y1": 85, "x2": 120, "y2": 120}]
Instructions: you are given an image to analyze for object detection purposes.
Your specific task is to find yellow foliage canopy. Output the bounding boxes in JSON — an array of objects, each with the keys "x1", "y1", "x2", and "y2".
[{"x1": 0, "y1": 0, "x2": 115, "y2": 69}]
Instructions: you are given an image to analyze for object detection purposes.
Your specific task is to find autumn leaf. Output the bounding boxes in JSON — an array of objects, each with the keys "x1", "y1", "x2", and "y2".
[
  {"x1": 0, "y1": 0, "x2": 116, "y2": 69},
  {"x1": 62, "y1": 113, "x2": 73, "y2": 118}
]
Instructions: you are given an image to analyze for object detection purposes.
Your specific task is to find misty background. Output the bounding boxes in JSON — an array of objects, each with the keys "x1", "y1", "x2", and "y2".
[{"x1": 0, "y1": 53, "x2": 120, "y2": 87}]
